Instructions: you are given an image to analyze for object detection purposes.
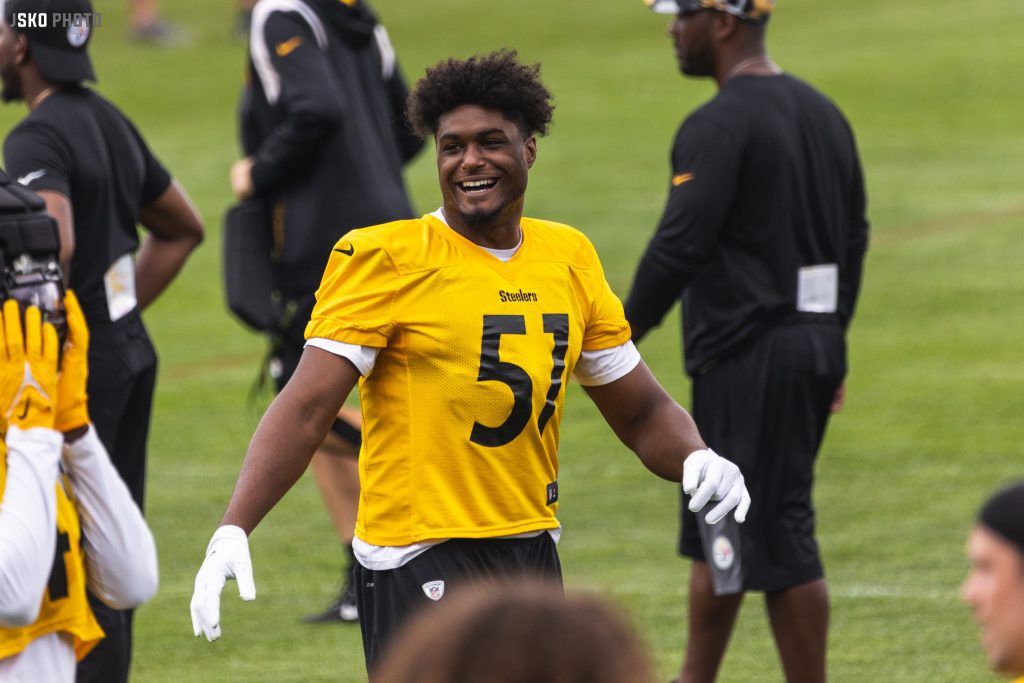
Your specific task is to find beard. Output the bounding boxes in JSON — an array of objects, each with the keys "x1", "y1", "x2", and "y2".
[
  {"x1": 679, "y1": 47, "x2": 714, "y2": 77},
  {"x1": 462, "y1": 192, "x2": 526, "y2": 235},
  {"x1": 0, "y1": 70, "x2": 22, "y2": 103},
  {"x1": 462, "y1": 206, "x2": 503, "y2": 230}
]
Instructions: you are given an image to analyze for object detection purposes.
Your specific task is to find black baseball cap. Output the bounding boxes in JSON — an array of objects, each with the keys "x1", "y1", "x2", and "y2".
[
  {"x1": 643, "y1": 0, "x2": 774, "y2": 24},
  {"x1": 979, "y1": 482, "x2": 1024, "y2": 556},
  {"x1": 4, "y1": 0, "x2": 96, "y2": 84}
]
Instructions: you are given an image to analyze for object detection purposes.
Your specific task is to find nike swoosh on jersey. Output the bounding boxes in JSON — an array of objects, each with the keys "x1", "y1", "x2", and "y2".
[
  {"x1": 17, "y1": 169, "x2": 47, "y2": 185},
  {"x1": 275, "y1": 36, "x2": 303, "y2": 57},
  {"x1": 672, "y1": 172, "x2": 695, "y2": 187},
  {"x1": 334, "y1": 244, "x2": 355, "y2": 256}
]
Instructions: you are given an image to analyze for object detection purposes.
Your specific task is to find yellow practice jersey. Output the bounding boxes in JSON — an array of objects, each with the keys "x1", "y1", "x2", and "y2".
[
  {"x1": 0, "y1": 451, "x2": 104, "y2": 661},
  {"x1": 308, "y1": 214, "x2": 632, "y2": 546}
]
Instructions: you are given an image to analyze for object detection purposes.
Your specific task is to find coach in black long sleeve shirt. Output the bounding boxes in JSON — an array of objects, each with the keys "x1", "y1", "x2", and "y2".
[{"x1": 625, "y1": 77, "x2": 868, "y2": 375}]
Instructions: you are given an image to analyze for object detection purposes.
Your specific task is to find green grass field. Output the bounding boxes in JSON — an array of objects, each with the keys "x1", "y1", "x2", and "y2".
[{"x1": 2, "y1": 0, "x2": 1023, "y2": 680}]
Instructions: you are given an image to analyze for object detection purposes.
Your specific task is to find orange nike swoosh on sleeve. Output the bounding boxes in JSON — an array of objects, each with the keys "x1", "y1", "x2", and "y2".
[
  {"x1": 275, "y1": 36, "x2": 303, "y2": 57},
  {"x1": 672, "y1": 172, "x2": 695, "y2": 186}
]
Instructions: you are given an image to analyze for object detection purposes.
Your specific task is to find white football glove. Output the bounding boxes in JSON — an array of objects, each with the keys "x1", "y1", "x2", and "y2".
[
  {"x1": 682, "y1": 449, "x2": 751, "y2": 525},
  {"x1": 190, "y1": 525, "x2": 256, "y2": 641}
]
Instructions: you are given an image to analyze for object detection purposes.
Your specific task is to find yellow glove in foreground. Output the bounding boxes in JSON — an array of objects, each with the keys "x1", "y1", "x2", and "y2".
[
  {"x1": 54, "y1": 291, "x2": 90, "y2": 433},
  {"x1": 0, "y1": 300, "x2": 59, "y2": 430}
]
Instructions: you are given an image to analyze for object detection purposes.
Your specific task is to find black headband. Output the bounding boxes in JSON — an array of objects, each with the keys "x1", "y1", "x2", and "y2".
[{"x1": 979, "y1": 481, "x2": 1024, "y2": 554}]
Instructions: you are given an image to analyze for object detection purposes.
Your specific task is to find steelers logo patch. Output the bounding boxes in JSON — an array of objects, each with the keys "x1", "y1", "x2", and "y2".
[
  {"x1": 711, "y1": 536, "x2": 735, "y2": 570},
  {"x1": 67, "y1": 22, "x2": 90, "y2": 48}
]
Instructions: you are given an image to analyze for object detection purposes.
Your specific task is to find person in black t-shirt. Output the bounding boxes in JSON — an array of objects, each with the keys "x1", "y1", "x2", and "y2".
[
  {"x1": 627, "y1": 2, "x2": 869, "y2": 681},
  {"x1": 0, "y1": 1, "x2": 204, "y2": 681},
  {"x1": 232, "y1": 0, "x2": 422, "y2": 624}
]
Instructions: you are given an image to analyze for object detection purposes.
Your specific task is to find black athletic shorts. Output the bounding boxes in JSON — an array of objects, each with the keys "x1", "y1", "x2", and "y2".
[
  {"x1": 680, "y1": 319, "x2": 845, "y2": 592},
  {"x1": 85, "y1": 307, "x2": 157, "y2": 509},
  {"x1": 358, "y1": 533, "x2": 563, "y2": 672}
]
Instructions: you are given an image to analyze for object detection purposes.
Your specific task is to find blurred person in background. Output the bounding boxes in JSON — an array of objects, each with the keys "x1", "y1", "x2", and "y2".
[
  {"x1": 0, "y1": 176, "x2": 158, "y2": 683},
  {"x1": 191, "y1": 49, "x2": 750, "y2": 678},
  {"x1": 0, "y1": 1, "x2": 204, "y2": 679},
  {"x1": 231, "y1": 0, "x2": 422, "y2": 624},
  {"x1": 374, "y1": 580, "x2": 656, "y2": 683},
  {"x1": 127, "y1": 0, "x2": 183, "y2": 45},
  {"x1": 627, "y1": 1, "x2": 869, "y2": 681},
  {"x1": 962, "y1": 482, "x2": 1024, "y2": 682}
]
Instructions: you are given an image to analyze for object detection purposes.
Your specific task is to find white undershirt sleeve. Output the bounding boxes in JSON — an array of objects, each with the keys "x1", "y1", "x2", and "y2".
[
  {"x1": 304, "y1": 339, "x2": 638, "y2": 386},
  {"x1": 62, "y1": 426, "x2": 158, "y2": 609},
  {"x1": 305, "y1": 338, "x2": 380, "y2": 376},
  {"x1": 0, "y1": 427, "x2": 62, "y2": 627},
  {"x1": 573, "y1": 341, "x2": 642, "y2": 386}
]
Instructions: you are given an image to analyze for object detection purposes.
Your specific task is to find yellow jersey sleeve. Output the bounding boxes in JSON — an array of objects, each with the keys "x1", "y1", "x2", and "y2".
[
  {"x1": 577, "y1": 235, "x2": 632, "y2": 352},
  {"x1": 305, "y1": 228, "x2": 403, "y2": 347}
]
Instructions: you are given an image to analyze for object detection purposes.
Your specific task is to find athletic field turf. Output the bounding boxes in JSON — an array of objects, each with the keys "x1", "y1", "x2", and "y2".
[{"x1": 1, "y1": 1, "x2": 1021, "y2": 680}]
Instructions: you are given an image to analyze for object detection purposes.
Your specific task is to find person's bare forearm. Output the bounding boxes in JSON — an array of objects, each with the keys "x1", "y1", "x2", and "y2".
[
  {"x1": 218, "y1": 349, "x2": 360, "y2": 534},
  {"x1": 586, "y1": 362, "x2": 749, "y2": 524},
  {"x1": 220, "y1": 390, "x2": 334, "y2": 534},
  {"x1": 629, "y1": 397, "x2": 705, "y2": 482},
  {"x1": 134, "y1": 234, "x2": 199, "y2": 310},
  {"x1": 136, "y1": 180, "x2": 204, "y2": 309},
  {"x1": 584, "y1": 362, "x2": 706, "y2": 482}
]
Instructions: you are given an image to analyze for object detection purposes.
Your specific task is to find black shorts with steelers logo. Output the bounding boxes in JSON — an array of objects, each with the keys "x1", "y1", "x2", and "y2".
[{"x1": 679, "y1": 319, "x2": 845, "y2": 593}]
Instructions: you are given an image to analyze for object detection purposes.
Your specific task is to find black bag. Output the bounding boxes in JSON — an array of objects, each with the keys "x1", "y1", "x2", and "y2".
[{"x1": 222, "y1": 199, "x2": 276, "y2": 331}]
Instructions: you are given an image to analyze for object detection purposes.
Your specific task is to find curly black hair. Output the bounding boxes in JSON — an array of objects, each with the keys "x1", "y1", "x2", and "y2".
[{"x1": 406, "y1": 49, "x2": 554, "y2": 140}]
